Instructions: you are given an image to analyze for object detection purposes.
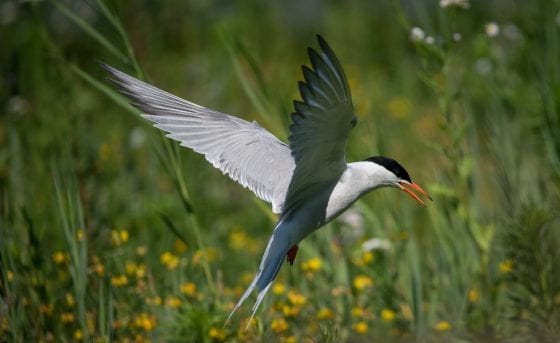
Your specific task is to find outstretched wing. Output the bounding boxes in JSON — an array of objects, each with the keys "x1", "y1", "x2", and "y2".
[
  {"x1": 226, "y1": 36, "x2": 356, "y2": 323},
  {"x1": 103, "y1": 65, "x2": 294, "y2": 213},
  {"x1": 284, "y1": 35, "x2": 355, "y2": 212}
]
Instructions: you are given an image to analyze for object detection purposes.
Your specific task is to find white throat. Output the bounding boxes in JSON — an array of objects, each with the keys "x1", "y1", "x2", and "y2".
[{"x1": 324, "y1": 161, "x2": 397, "y2": 222}]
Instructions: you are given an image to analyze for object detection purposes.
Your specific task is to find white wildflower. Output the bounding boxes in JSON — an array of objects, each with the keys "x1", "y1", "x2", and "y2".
[
  {"x1": 425, "y1": 36, "x2": 435, "y2": 45},
  {"x1": 485, "y1": 22, "x2": 500, "y2": 37},
  {"x1": 410, "y1": 27, "x2": 425, "y2": 42},
  {"x1": 439, "y1": 0, "x2": 470, "y2": 9},
  {"x1": 361, "y1": 238, "x2": 392, "y2": 252},
  {"x1": 453, "y1": 32, "x2": 462, "y2": 42}
]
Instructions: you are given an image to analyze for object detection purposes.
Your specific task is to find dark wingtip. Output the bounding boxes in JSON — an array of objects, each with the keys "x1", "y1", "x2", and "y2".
[
  {"x1": 306, "y1": 46, "x2": 318, "y2": 59},
  {"x1": 316, "y1": 34, "x2": 328, "y2": 49}
]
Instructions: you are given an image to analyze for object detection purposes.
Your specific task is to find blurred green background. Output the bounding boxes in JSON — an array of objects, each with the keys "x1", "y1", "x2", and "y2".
[{"x1": 1, "y1": 0, "x2": 560, "y2": 342}]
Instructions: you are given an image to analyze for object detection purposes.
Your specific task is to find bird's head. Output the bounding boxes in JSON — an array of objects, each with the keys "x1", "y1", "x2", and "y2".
[{"x1": 364, "y1": 156, "x2": 432, "y2": 206}]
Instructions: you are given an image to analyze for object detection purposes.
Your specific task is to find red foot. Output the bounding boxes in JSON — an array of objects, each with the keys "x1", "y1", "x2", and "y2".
[{"x1": 287, "y1": 245, "x2": 299, "y2": 266}]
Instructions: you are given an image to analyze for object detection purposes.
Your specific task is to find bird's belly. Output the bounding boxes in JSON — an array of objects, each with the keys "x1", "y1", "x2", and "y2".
[
  {"x1": 286, "y1": 205, "x2": 328, "y2": 245},
  {"x1": 285, "y1": 184, "x2": 361, "y2": 245},
  {"x1": 324, "y1": 181, "x2": 362, "y2": 222}
]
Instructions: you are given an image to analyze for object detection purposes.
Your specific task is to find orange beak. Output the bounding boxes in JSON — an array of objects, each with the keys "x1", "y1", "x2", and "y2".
[{"x1": 398, "y1": 182, "x2": 432, "y2": 206}]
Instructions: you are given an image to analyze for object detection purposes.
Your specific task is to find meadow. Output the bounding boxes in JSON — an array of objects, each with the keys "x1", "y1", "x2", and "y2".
[{"x1": 1, "y1": 1, "x2": 560, "y2": 342}]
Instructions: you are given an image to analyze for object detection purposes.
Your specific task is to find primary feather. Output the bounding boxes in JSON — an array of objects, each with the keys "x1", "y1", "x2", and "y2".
[{"x1": 103, "y1": 64, "x2": 294, "y2": 213}]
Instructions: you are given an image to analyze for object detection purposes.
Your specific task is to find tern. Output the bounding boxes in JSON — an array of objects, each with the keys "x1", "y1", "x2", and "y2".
[{"x1": 103, "y1": 35, "x2": 430, "y2": 322}]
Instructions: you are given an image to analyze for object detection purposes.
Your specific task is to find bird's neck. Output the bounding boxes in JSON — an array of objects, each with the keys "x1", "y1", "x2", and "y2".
[
  {"x1": 343, "y1": 161, "x2": 395, "y2": 193},
  {"x1": 323, "y1": 161, "x2": 393, "y2": 224}
]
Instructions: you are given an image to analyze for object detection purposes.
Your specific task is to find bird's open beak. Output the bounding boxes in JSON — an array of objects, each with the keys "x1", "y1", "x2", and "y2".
[{"x1": 398, "y1": 182, "x2": 432, "y2": 206}]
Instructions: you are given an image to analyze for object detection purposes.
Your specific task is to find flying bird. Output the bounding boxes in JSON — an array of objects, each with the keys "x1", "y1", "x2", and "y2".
[{"x1": 103, "y1": 35, "x2": 431, "y2": 323}]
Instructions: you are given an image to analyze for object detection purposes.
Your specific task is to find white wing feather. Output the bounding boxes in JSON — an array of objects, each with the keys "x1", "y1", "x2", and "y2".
[{"x1": 103, "y1": 65, "x2": 294, "y2": 213}]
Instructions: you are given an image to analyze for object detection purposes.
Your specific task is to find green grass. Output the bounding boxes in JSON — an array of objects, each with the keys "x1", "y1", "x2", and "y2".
[{"x1": 1, "y1": 1, "x2": 560, "y2": 342}]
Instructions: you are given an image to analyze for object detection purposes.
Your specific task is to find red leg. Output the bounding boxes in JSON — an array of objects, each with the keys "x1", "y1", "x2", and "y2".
[{"x1": 287, "y1": 245, "x2": 299, "y2": 266}]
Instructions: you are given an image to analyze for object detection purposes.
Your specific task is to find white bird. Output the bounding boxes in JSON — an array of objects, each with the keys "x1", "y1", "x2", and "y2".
[{"x1": 103, "y1": 35, "x2": 431, "y2": 323}]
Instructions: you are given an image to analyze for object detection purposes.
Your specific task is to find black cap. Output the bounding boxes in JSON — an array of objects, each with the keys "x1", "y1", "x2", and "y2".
[{"x1": 364, "y1": 156, "x2": 412, "y2": 183}]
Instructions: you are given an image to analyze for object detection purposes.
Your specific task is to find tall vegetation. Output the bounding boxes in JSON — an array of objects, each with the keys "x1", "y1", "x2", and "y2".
[{"x1": 1, "y1": 1, "x2": 558, "y2": 341}]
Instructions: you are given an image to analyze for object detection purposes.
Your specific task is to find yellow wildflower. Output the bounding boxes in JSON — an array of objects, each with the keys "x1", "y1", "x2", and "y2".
[
  {"x1": 272, "y1": 282, "x2": 285, "y2": 295},
  {"x1": 135, "y1": 313, "x2": 156, "y2": 331},
  {"x1": 52, "y1": 251, "x2": 68, "y2": 264},
  {"x1": 180, "y1": 282, "x2": 197, "y2": 297},
  {"x1": 287, "y1": 291, "x2": 307, "y2": 306},
  {"x1": 125, "y1": 261, "x2": 137, "y2": 275},
  {"x1": 61, "y1": 312, "x2": 75, "y2": 323},
  {"x1": 208, "y1": 327, "x2": 226, "y2": 341},
  {"x1": 353, "y1": 321, "x2": 368, "y2": 334},
  {"x1": 137, "y1": 246, "x2": 147, "y2": 256},
  {"x1": 353, "y1": 274, "x2": 374, "y2": 290},
  {"x1": 166, "y1": 296, "x2": 182, "y2": 308},
  {"x1": 499, "y1": 259, "x2": 513, "y2": 274},
  {"x1": 468, "y1": 288, "x2": 479, "y2": 303},
  {"x1": 39, "y1": 303, "x2": 53, "y2": 316},
  {"x1": 361, "y1": 251, "x2": 374, "y2": 264},
  {"x1": 120, "y1": 230, "x2": 129, "y2": 242},
  {"x1": 317, "y1": 308, "x2": 333, "y2": 320},
  {"x1": 74, "y1": 329, "x2": 83, "y2": 341},
  {"x1": 76, "y1": 229, "x2": 84, "y2": 241},
  {"x1": 381, "y1": 308, "x2": 396, "y2": 322},
  {"x1": 229, "y1": 230, "x2": 248, "y2": 250},
  {"x1": 160, "y1": 251, "x2": 179, "y2": 270},
  {"x1": 351, "y1": 307, "x2": 364, "y2": 318},
  {"x1": 271, "y1": 318, "x2": 289, "y2": 333},
  {"x1": 65, "y1": 293, "x2": 75, "y2": 307},
  {"x1": 135, "y1": 264, "x2": 146, "y2": 278},
  {"x1": 282, "y1": 305, "x2": 300, "y2": 318},
  {"x1": 435, "y1": 320, "x2": 451, "y2": 331},
  {"x1": 301, "y1": 257, "x2": 322, "y2": 273},
  {"x1": 93, "y1": 262, "x2": 105, "y2": 276},
  {"x1": 111, "y1": 229, "x2": 129, "y2": 246},
  {"x1": 283, "y1": 336, "x2": 297, "y2": 343},
  {"x1": 110, "y1": 275, "x2": 128, "y2": 287}
]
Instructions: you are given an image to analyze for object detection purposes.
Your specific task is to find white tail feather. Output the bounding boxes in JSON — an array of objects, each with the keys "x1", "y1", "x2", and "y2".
[{"x1": 225, "y1": 221, "x2": 290, "y2": 326}]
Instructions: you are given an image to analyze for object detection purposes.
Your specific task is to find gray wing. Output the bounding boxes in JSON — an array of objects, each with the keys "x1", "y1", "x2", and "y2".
[
  {"x1": 284, "y1": 36, "x2": 356, "y2": 212},
  {"x1": 103, "y1": 65, "x2": 294, "y2": 213}
]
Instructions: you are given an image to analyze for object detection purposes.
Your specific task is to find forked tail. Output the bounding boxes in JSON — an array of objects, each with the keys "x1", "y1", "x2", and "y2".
[{"x1": 226, "y1": 221, "x2": 290, "y2": 327}]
